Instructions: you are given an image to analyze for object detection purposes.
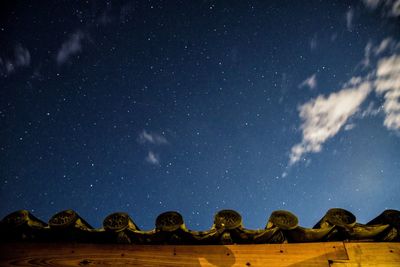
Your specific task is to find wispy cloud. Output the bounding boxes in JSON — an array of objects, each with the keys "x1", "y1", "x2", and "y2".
[
  {"x1": 310, "y1": 34, "x2": 317, "y2": 51},
  {"x1": 299, "y1": 74, "x2": 317, "y2": 90},
  {"x1": 344, "y1": 124, "x2": 356, "y2": 131},
  {"x1": 289, "y1": 37, "x2": 400, "y2": 165},
  {"x1": 361, "y1": 41, "x2": 373, "y2": 68},
  {"x1": 346, "y1": 8, "x2": 354, "y2": 32},
  {"x1": 0, "y1": 44, "x2": 30, "y2": 76},
  {"x1": 362, "y1": 0, "x2": 382, "y2": 9},
  {"x1": 14, "y1": 45, "x2": 31, "y2": 67},
  {"x1": 361, "y1": 38, "x2": 399, "y2": 68},
  {"x1": 138, "y1": 130, "x2": 168, "y2": 165},
  {"x1": 289, "y1": 78, "x2": 372, "y2": 165},
  {"x1": 374, "y1": 37, "x2": 399, "y2": 55},
  {"x1": 362, "y1": 0, "x2": 400, "y2": 17},
  {"x1": 145, "y1": 151, "x2": 160, "y2": 165},
  {"x1": 360, "y1": 102, "x2": 382, "y2": 118},
  {"x1": 392, "y1": 0, "x2": 400, "y2": 16},
  {"x1": 138, "y1": 130, "x2": 168, "y2": 145},
  {"x1": 375, "y1": 54, "x2": 400, "y2": 130},
  {"x1": 330, "y1": 33, "x2": 338, "y2": 42},
  {"x1": 56, "y1": 31, "x2": 85, "y2": 65},
  {"x1": 359, "y1": 37, "x2": 400, "y2": 130}
]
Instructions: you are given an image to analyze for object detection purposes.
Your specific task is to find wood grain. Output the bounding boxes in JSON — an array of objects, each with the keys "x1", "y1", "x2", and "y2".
[
  {"x1": 329, "y1": 242, "x2": 400, "y2": 267},
  {"x1": 0, "y1": 242, "x2": 397, "y2": 266}
]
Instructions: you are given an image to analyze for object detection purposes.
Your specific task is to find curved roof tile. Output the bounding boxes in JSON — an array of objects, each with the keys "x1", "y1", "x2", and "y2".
[{"x1": 1, "y1": 209, "x2": 398, "y2": 244}]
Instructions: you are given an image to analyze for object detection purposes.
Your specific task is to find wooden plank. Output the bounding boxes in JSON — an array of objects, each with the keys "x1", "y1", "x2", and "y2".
[
  {"x1": 330, "y1": 263, "x2": 400, "y2": 267},
  {"x1": 329, "y1": 242, "x2": 400, "y2": 267},
  {"x1": 345, "y1": 242, "x2": 400, "y2": 263},
  {"x1": 0, "y1": 242, "x2": 348, "y2": 267}
]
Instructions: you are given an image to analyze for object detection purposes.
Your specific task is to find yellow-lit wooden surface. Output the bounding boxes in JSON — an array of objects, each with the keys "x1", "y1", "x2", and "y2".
[
  {"x1": 0, "y1": 242, "x2": 398, "y2": 266},
  {"x1": 330, "y1": 242, "x2": 400, "y2": 267}
]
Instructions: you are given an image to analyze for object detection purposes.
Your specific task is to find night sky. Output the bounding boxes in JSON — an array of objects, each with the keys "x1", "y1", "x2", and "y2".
[{"x1": 1, "y1": 0, "x2": 400, "y2": 230}]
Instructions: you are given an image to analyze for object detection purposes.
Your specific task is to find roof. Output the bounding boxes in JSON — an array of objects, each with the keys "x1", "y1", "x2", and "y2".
[{"x1": 1, "y1": 208, "x2": 399, "y2": 244}]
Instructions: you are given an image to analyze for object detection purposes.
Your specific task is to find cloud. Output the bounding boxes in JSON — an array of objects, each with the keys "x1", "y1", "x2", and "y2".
[
  {"x1": 145, "y1": 151, "x2": 160, "y2": 165},
  {"x1": 14, "y1": 45, "x2": 31, "y2": 67},
  {"x1": 374, "y1": 37, "x2": 399, "y2": 55},
  {"x1": 375, "y1": 38, "x2": 393, "y2": 55},
  {"x1": 289, "y1": 37, "x2": 400, "y2": 166},
  {"x1": 344, "y1": 124, "x2": 356, "y2": 131},
  {"x1": 375, "y1": 54, "x2": 400, "y2": 130},
  {"x1": 299, "y1": 74, "x2": 317, "y2": 90},
  {"x1": 393, "y1": 0, "x2": 400, "y2": 16},
  {"x1": 138, "y1": 130, "x2": 168, "y2": 165},
  {"x1": 330, "y1": 33, "x2": 338, "y2": 42},
  {"x1": 0, "y1": 44, "x2": 30, "y2": 76},
  {"x1": 138, "y1": 130, "x2": 168, "y2": 145},
  {"x1": 360, "y1": 38, "x2": 400, "y2": 69},
  {"x1": 360, "y1": 102, "x2": 382, "y2": 118},
  {"x1": 362, "y1": 0, "x2": 400, "y2": 17},
  {"x1": 361, "y1": 41, "x2": 373, "y2": 68},
  {"x1": 289, "y1": 78, "x2": 372, "y2": 165},
  {"x1": 346, "y1": 8, "x2": 354, "y2": 32},
  {"x1": 56, "y1": 31, "x2": 85, "y2": 65},
  {"x1": 310, "y1": 34, "x2": 317, "y2": 51},
  {"x1": 362, "y1": 0, "x2": 382, "y2": 9}
]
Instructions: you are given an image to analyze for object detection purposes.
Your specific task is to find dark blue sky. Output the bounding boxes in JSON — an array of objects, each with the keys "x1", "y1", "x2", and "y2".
[{"x1": 1, "y1": 0, "x2": 399, "y2": 230}]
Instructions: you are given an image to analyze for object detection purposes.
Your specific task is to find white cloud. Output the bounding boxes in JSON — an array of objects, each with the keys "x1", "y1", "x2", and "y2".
[
  {"x1": 138, "y1": 130, "x2": 168, "y2": 165},
  {"x1": 375, "y1": 54, "x2": 400, "y2": 130},
  {"x1": 360, "y1": 102, "x2": 382, "y2": 118},
  {"x1": 138, "y1": 130, "x2": 168, "y2": 145},
  {"x1": 346, "y1": 9, "x2": 354, "y2": 32},
  {"x1": 376, "y1": 54, "x2": 400, "y2": 77},
  {"x1": 360, "y1": 37, "x2": 400, "y2": 69},
  {"x1": 391, "y1": 0, "x2": 400, "y2": 16},
  {"x1": 56, "y1": 31, "x2": 85, "y2": 65},
  {"x1": 362, "y1": 0, "x2": 400, "y2": 17},
  {"x1": 0, "y1": 44, "x2": 30, "y2": 76},
  {"x1": 374, "y1": 37, "x2": 395, "y2": 55},
  {"x1": 361, "y1": 41, "x2": 373, "y2": 68},
  {"x1": 299, "y1": 74, "x2": 317, "y2": 90},
  {"x1": 289, "y1": 79, "x2": 372, "y2": 165},
  {"x1": 344, "y1": 124, "x2": 356, "y2": 131},
  {"x1": 145, "y1": 151, "x2": 160, "y2": 165},
  {"x1": 289, "y1": 37, "x2": 400, "y2": 166}
]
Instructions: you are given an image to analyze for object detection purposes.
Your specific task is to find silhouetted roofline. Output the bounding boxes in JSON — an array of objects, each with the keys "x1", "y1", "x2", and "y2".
[{"x1": 1, "y1": 208, "x2": 399, "y2": 244}]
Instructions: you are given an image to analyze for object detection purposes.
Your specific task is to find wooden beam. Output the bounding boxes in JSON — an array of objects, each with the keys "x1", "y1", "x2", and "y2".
[
  {"x1": 0, "y1": 242, "x2": 398, "y2": 266},
  {"x1": 330, "y1": 242, "x2": 400, "y2": 267}
]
